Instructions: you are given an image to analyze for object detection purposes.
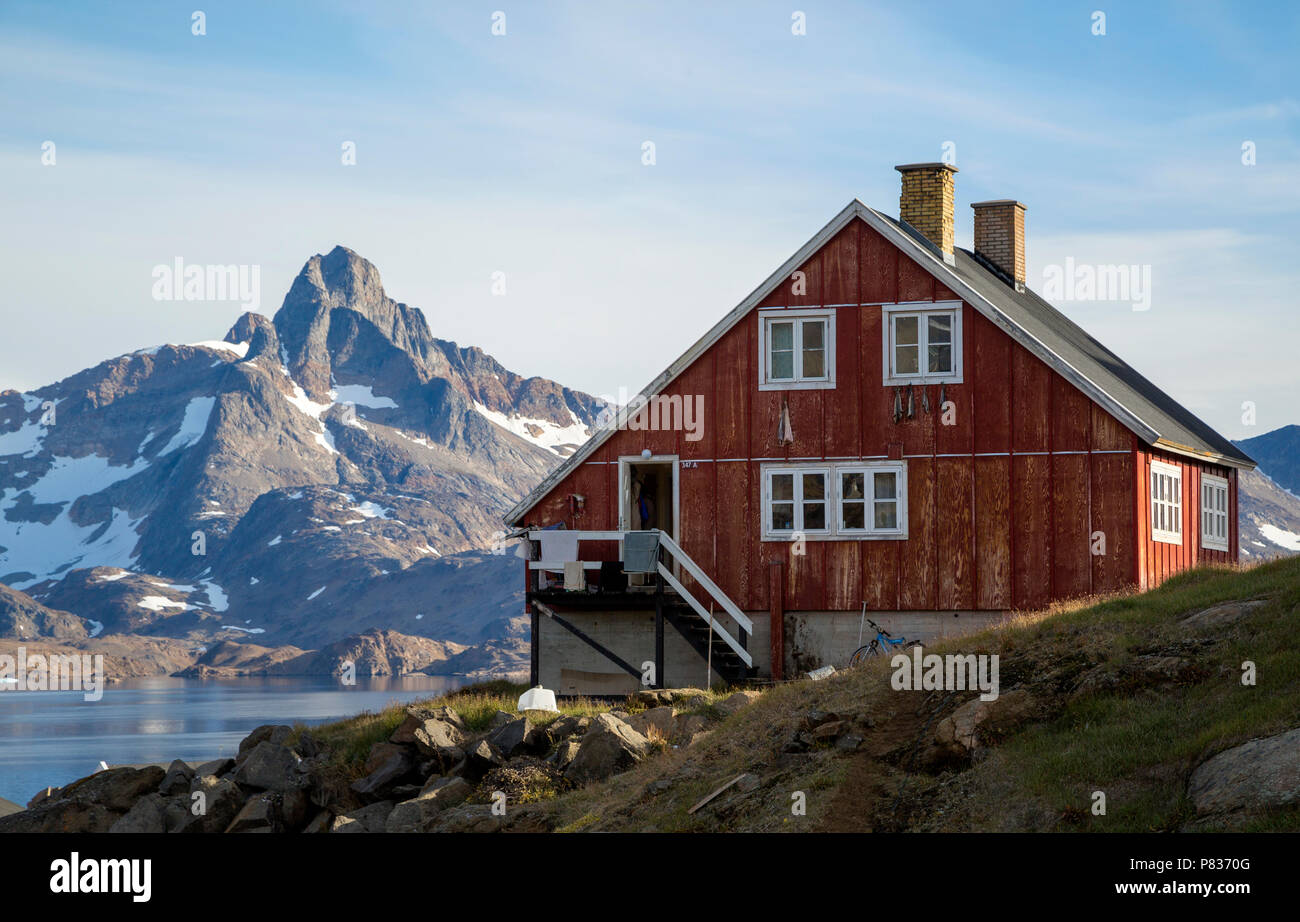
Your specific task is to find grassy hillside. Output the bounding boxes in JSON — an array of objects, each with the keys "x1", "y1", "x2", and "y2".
[
  {"x1": 301, "y1": 557, "x2": 1300, "y2": 832},
  {"x1": 544, "y1": 556, "x2": 1300, "y2": 833}
]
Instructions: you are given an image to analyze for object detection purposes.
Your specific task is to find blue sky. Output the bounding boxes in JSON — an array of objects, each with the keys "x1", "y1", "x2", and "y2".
[{"x1": 1, "y1": 0, "x2": 1296, "y2": 439}]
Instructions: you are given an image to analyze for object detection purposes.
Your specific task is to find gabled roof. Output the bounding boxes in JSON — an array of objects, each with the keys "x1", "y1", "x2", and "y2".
[{"x1": 506, "y1": 200, "x2": 1253, "y2": 525}]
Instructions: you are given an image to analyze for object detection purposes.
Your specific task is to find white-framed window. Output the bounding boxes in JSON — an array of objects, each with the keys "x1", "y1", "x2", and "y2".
[
  {"x1": 881, "y1": 301, "x2": 963, "y2": 384},
  {"x1": 1150, "y1": 459, "x2": 1183, "y2": 545},
  {"x1": 763, "y1": 460, "x2": 907, "y2": 541},
  {"x1": 1201, "y1": 473, "x2": 1229, "y2": 552},
  {"x1": 758, "y1": 308, "x2": 836, "y2": 390},
  {"x1": 764, "y1": 467, "x2": 830, "y2": 535}
]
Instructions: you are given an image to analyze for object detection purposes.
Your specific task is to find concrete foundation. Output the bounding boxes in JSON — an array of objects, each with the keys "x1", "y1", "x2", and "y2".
[
  {"x1": 535, "y1": 604, "x2": 1006, "y2": 695},
  {"x1": 536, "y1": 606, "x2": 769, "y2": 695},
  {"x1": 783, "y1": 609, "x2": 1008, "y2": 677}
]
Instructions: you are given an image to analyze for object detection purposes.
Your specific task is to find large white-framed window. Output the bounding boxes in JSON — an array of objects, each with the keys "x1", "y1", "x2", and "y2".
[
  {"x1": 1201, "y1": 473, "x2": 1229, "y2": 552},
  {"x1": 1150, "y1": 459, "x2": 1183, "y2": 545},
  {"x1": 762, "y1": 460, "x2": 907, "y2": 541},
  {"x1": 758, "y1": 308, "x2": 836, "y2": 390},
  {"x1": 881, "y1": 301, "x2": 963, "y2": 384}
]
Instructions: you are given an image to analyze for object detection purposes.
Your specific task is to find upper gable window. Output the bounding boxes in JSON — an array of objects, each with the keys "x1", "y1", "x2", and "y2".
[
  {"x1": 758, "y1": 308, "x2": 835, "y2": 390},
  {"x1": 1151, "y1": 459, "x2": 1183, "y2": 545},
  {"x1": 1201, "y1": 473, "x2": 1229, "y2": 552},
  {"x1": 881, "y1": 302, "x2": 963, "y2": 384}
]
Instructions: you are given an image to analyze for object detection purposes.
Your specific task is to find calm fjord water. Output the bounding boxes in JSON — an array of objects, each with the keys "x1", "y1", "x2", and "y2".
[{"x1": 0, "y1": 675, "x2": 471, "y2": 805}]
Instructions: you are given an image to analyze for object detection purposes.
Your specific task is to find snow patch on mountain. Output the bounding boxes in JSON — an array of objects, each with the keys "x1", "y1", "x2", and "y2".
[
  {"x1": 189, "y1": 340, "x2": 250, "y2": 358},
  {"x1": 1259, "y1": 523, "x2": 1300, "y2": 551},
  {"x1": 0, "y1": 506, "x2": 143, "y2": 589},
  {"x1": 138, "y1": 596, "x2": 188, "y2": 612},
  {"x1": 0, "y1": 397, "x2": 47, "y2": 458},
  {"x1": 333, "y1": 384, "x2": 397, "y2": 409},
  {"x1": 19, "y1": 453, "x2": 148, "y2": 505},
  {"x1": 348, "y1": 500, "x2": 390, "y2": 520},
  {"x1": 283, "y1": 383, "x2": 338, "y2": 455},
  {"x1": 157, "y1": 396, "x2": 216, "y2": 456},
  {"x1": 472, "y1": 401, "x2": 590, "y2": 456},
  {"x1": 201, "y1": 581, "x2": 229, "y2": 612}
]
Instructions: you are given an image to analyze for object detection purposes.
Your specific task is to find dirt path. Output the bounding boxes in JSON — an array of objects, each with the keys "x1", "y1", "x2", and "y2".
[{"x1": 817, "y1": 693, "x2": 949, "y2": 832}]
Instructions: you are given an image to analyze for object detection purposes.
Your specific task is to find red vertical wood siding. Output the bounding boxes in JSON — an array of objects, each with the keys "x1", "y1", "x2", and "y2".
[{"x1": 520, "y1": 217, "x2": 1239, "y2": 611}]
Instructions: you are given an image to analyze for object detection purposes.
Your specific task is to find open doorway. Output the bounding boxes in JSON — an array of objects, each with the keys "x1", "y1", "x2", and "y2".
[
  {"x1": 619, "y1": 455, "x2": 679, "y2": 587},
  {"x1": 620, "y1": 457, "x2": 678, "y2": 535}
]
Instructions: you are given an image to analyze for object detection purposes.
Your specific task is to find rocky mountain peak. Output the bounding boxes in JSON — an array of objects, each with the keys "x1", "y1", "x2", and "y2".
[{"x1": 272, "y1": 246, "x2": 439, "y2": 400}]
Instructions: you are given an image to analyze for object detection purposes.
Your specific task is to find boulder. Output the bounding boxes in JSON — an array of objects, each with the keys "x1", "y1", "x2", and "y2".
[
  {"x1": 428, "y1": 803, "x2": 501, "y2": 834},
  {"x1": 800, "y1": 710, "x2": 841, "y2": 731},
  {"x1": 716, "y1": 690, "x2": 761, "y2": 715},
  {"x1": 1189, "y1": 728, "x2": 1300, "y2": 818},
  {"x1": 549, "y1": 739, "x2": 582, "y2": 770},
  {"x1": 391, "y1": 709, "x2": 465, "y2": 752},
  {"x1": 627, "y1": 707, "x2": 677, "y2": 739},
  {"x1": 677, "y1": 714, "x2": 709, "y2": 738},
  {"x1": 237, "y1": 725, "x2": 293, "y2": 759},
  {"x1": 934, "y1": 689, "x2": 1038, "y2": 757},
  {"x1": 295, "y1": 732, "x2": 322, "y2": 759},
  {"x1": 385, "y1": 795, "x2": 442, "y2": 834},
  {"x1": 0, "y1": 800, "x2": 118, "y2": 833},
  {"x1": 226, "y1": 792, "x2": 283, "y2": 833},
  {"x1": 543, "y1": 715, "x2": 587, "y2": 744},
  {"x1": 281, "y1": 788, "x2": 313, "y2": 831},
  {"x1": 330, "y1": 800, "x2": 394, "y2": 833},
  {"x1": 195, "y1": 757, "x2": 235, "y2": 778},
  {"x1": 564, "y1": 714, "x2": 651, "y2": 785},
  {"x1": 466, "y1": 739, "x2": 505, "y2": 778},
  {"x1": 232, "y1": 741, "x2": 308, "y2": 793},
  {"x1": 1180, "y1": 599, "x2": 1268, "y2": 631},
  {"x1": 489, "y1": 710, "x2": 515, "y2": 729},
  {"x1": 421, "y1": 775, "x2": 472, "y2": 806},
  {"x1": 158, "y1": 760, "x2": 196, "y2": 797},
  {"x1": 487, "y1": 717, "x2": 534, "y2": 758},
  {"x1": 58, "y1": 765, "x2": 166, "y2": 811},
  {"x1": 385, "y1": 778, "x2": 471, "y2": 833},
  {"x1": 428, "y1": 705, "x2": 467, "y2": 732},
  {"x1": 173, "y1": 775, "x2": 244, "y2": 833},
  {"x1": 350, "y1": 743, "x2": 417, "y2": 800},
  {"x1": 1072, "y1": 656, "x2": 1206, "y2": 699},
  {"x1": 109, "y1": 793, "x2": 168, "y2": 833},
  {"x1": 810, "y1": 720, "x2": 849, "y2": 743}
]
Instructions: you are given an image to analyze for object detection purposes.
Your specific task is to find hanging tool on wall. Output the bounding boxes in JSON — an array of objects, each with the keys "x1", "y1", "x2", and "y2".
[
  {"x1": 921, "y1": 385, "x2": 931, "y2": 414},
  {"x1": 892, "y1": 387, "x2": 903, "y2": 424},
  {"x1": 906, "y1": 383, "x2": 915, "y2": 419}
]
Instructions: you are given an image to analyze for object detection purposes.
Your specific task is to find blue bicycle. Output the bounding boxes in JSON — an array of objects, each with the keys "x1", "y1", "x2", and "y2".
[{"x1": 849, "y1": 616, "x2": 920, "y2": 666}]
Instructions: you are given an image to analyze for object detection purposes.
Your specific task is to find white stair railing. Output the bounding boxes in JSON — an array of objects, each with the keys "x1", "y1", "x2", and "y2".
[{"x1": 525, "y1": 528, "x2": 753, "y2": 670}]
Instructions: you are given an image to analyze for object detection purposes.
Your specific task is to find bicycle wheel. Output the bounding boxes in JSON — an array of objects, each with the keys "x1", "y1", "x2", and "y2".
[{"x1": 848, "y1": 644, "x2": 874, "y2": 667}]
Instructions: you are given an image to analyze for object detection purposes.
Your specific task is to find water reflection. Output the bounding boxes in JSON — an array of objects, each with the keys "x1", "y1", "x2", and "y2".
[{"x1": 0, "y1": 674, "x2": 471, "y2": 804}]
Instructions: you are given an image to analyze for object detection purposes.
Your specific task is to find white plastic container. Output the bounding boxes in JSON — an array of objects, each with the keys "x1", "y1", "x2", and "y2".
[{"x1": 517, "y1": 685, "x2": 559, "y2": 713}]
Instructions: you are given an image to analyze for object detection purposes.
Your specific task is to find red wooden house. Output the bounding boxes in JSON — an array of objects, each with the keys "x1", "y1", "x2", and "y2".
[{"x1": 506, "y1": 162, "x2": 1255, "y2": 696}]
